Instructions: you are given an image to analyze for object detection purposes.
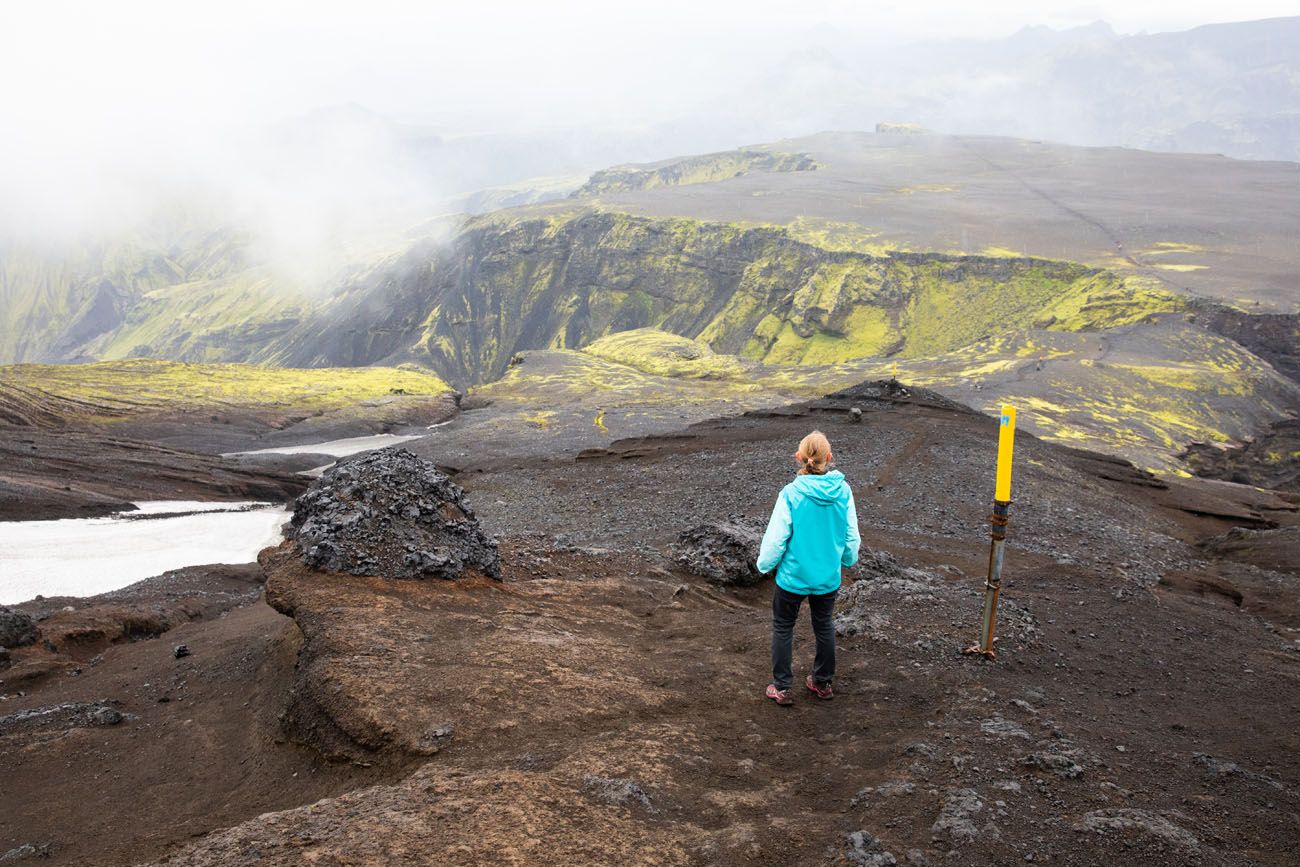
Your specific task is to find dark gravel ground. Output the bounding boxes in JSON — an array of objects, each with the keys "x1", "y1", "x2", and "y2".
[{"x1": 450, "y1": 387, "x2": 1220, "y2": 590}]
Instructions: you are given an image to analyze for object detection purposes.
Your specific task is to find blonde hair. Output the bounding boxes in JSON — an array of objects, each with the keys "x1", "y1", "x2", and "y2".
[{"x1": 797, "y1": 430, "x2": 832, "y2": 475}]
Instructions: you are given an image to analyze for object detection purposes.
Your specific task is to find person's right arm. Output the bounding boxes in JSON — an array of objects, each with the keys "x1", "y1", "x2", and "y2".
[{"x1": 756, "y1": 490, "x2": 792, "y2": 574}]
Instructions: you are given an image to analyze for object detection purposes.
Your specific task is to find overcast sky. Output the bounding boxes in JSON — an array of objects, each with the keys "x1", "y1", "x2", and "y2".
[
  {"x1": 5, "y1": 1, "x2": 1296, "y2": 132},
  {"x1": 2, "y1": 1, "x2": 1296, "y2": 246}
]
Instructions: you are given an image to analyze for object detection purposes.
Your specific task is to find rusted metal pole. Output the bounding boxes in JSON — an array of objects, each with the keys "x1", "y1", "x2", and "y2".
[
  {"x1": 971, "y1": 499, "x2": 1011, "y2": 656},
  {"x1": 966, "y1": 405, "x2": 1016, "y2": 660}
]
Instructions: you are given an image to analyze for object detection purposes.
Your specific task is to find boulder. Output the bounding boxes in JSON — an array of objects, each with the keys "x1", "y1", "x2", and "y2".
[
  {"x1": 0, "y1": 607, "x2": 37, "y2": 649},
  {"x1": 845, "y1": 830, "x2": 898, "y2": 866},
  {"x1": 1075, "y1": 809, "x2": 1200, "y2": 851},
  {"x1": 0, "y1": 700, "x2": 127, "y2": 736},
  {"x1": 287, "y1": 448, "x2": 499, "y2": 580},
  {"x1": 582, "y1": 775, "x2": 655, "y2": 812},
  {"x1": 673, "y1": 517, "x2": 764, "y2": 586},
  {"x1": 930, "y1": 788, "x2": 985, "y2": 848}
]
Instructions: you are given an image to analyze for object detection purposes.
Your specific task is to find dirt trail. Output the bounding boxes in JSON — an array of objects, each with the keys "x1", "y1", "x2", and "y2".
[{"x1": 949, "y1": 137, "x2": 1176, "y2": 291}]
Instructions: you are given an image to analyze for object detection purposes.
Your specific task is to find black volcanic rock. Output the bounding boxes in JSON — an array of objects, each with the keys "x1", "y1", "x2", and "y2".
[
  {"x1": 0, "y1": 608, "x2": 38, "y2": 649},
  {"x1": 287, "y1": 449, "x2": 500, "y2": 580},
  {"x1": 1198, "y1": 525, "x2": 1300, "y2": 575},
  {"x1": 674, "y1": 517, "x2": 765, "y2": 586},
  {"x1": 0, "y1": 700, "x2": 127, "y2": 735}
]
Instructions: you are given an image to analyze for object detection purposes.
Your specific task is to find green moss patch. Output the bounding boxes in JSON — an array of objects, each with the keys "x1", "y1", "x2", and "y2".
[
  {"x1": 575, "y1": 150, "x2": 817, "y2": 196},
  {"x1": 0, "y1": 359, "x2": 450, "y2": 422}
]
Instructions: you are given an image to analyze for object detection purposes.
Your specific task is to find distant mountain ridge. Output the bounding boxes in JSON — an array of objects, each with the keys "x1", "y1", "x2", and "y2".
[{"x1": 715, "y1": 16, "x2": 1300, "y2": 162}]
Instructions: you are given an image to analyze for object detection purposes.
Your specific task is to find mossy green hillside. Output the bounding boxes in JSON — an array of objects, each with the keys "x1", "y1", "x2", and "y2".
[
  {"x1": 5, "y1": 205, "x2": 1285, "y2": 474},
  {"x1": 0, "y1": 217, "x2": 455, "y2": 369},
  {"x1": 574, "y1": 150, "x2": 817, "y2": 197},
  {"x1": 582, "y1": 330, "x2": 756, "y2": 380},
  {"x1": 537, "y1": 324, "x2": 1299, "y2": 474},
  {"x1": 781, "y1": 218, "x2": 907, "y2": 257},
  {"x1": 0, "y1": 227, "x2": 251, "y2": 364},
  {"x1": 86, "y1": 271, "x2": 307, "y2": 363},
  {"x1": 0, "y1": 359, "x2": 449, "y2": 424},
  {"x1": 419, "y1": 210, "x2": 1185, "y2": 384},
  {"x1": 2, "y1": 207, "x2": 1192, "y2": 394},
  {"x1": 903, "y1": 325, "x2": 1299, "y2": 472}
]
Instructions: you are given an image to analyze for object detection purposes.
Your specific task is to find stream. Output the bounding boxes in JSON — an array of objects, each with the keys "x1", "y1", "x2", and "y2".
[{"x1": 222, "y1": 432, "x2": 425, "y2": 458}]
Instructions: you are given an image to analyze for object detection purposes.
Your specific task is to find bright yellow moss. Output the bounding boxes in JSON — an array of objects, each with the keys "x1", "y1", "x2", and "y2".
[
  {"x1": 0, "y1": 359, "x2": 450, "y2": 421},
  {"x1": 895, "y1": 183, "x2": 957, "y2": 194},
  {"x1": 1142, "y1": 242, "x2": 1207, "y2": 255}
]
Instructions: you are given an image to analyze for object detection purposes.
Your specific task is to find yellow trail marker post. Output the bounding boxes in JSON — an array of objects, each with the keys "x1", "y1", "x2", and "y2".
[
  {"x1": 891, "y1": 361, "x2": 899, "y2": 381},
  {"x1": 965, "y1": 404, "x2": 1016, "y2": 660}
]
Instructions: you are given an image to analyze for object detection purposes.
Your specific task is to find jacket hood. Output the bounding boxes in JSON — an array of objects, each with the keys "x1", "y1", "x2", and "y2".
[{"x1": 790, "y1": 469, "x2": 849, "y2": 505}]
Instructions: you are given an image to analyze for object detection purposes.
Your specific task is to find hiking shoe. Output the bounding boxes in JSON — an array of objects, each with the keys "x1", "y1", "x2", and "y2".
[
  {"x1": 805, "y1": 675, "x2": 834, "y2": 700},
  {"x1": 766, "y1": 684, "x2": 793, "y2": 706}
]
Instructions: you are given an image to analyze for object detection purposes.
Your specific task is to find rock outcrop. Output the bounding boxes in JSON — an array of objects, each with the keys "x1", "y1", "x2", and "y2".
[
  {"x1": 673, "y1": 518, "x2": 765, "y2": 586},
  {"x1": 0, "y1": 608, "x2": 38, "y2": 649},
  {"x1": 1199, "y1": 525, "x2": 1300, "y2": 574},
  {"x1": 287, "y1": 449, "x2": 499, "y2": 581}
]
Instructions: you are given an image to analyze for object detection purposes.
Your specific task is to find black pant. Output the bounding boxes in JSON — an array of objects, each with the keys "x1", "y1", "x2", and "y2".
[{"x1": 771, "y1": 585, "x2": 837, "y2": 691}]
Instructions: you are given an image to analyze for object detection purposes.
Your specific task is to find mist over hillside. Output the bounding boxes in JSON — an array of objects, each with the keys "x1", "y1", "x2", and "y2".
[{"x1": 2, "y1": 12, "x2": 1298, "y2": 268}]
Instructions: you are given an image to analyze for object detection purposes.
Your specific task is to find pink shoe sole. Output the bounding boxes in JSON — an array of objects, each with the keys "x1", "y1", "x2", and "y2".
[
  {"x1": 805, "y1": 675, "x2": 834, "y2": 700},
  {"x1": 766, "y1": 684, "x2": 793, "y2": 706}
]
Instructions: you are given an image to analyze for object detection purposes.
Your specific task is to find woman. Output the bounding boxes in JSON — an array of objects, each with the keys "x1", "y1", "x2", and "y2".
[{"x1": 756, "y1": 430, "x2": 860, "y2": 706}]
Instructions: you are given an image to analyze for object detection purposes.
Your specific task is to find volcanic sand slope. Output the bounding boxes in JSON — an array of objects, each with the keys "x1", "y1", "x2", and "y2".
[
  {"x1": 579, "y1": 132, "x2": 1300, "y2": 312},
  {"x1": 9, "y1": 385, "x2": 1296, "y2": 864},
  {"x1": 0, "y1": 566, "x2": 401, "y2": 866}
]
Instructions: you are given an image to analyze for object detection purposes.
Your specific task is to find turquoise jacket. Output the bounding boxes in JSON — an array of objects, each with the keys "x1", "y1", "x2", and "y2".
[{"x1": 756, "y1": 469, "x2": 860, "y2": 595}]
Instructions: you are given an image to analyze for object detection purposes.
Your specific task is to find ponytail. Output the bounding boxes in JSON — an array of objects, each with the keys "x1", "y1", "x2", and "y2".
[{"x1": 797, "y1": 430, "x2": 832, "y2": 475}]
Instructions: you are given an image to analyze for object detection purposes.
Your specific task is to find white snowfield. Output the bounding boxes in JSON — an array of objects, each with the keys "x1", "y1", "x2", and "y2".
[{"x1": 0, "y1": 502, "x2": 288, "y2": 605}]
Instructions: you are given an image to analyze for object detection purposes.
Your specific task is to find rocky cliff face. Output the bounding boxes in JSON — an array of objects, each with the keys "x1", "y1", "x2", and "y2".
[
  {"x1": 4, "y1": 208, "x2": 1181, "y2": 387},
  {"x1": 397, "y1": 211, "x2": 1175, "y2": 386}
]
